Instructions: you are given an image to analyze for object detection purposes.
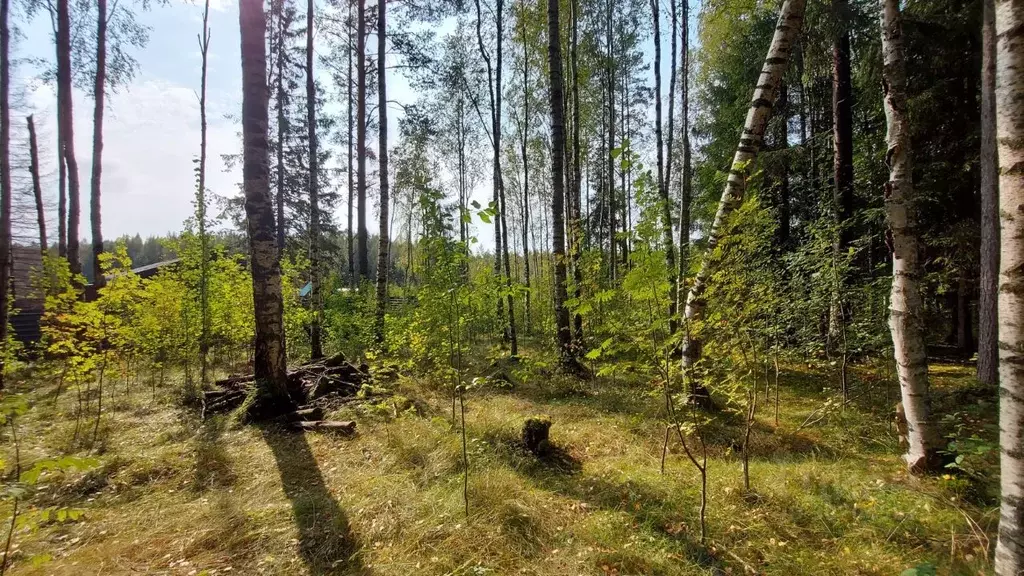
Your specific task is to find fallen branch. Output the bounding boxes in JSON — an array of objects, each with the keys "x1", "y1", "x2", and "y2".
[{"x1": 289, "y1": 420, "x2": 356, "y2": 434}]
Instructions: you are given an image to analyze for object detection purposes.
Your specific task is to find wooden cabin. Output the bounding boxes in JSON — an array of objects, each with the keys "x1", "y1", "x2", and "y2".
[{"x1": 9, "y1": 245, "x2": 45, "y2": 347}]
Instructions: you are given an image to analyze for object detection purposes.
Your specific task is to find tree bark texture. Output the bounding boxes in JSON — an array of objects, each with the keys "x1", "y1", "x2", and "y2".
[
  {"x1": 346, "y1": 0, "x2": 354, "y2": 286},
  {"x1": 239, "y1": 0, "x2": 291, "y2": 401},
  {"x1": 356, "y1": 0, "x2": 369, "y2": 280},
  {"x1": 90, "y1": 0, "x2": 107, "y2": 287},
  {"x1": 274, "y1": 3, "x2": 287, "y2": 251},
  {"x1": 374, "y1": 0, "x2": 390, "y2": 345},
  {"x1": 681, "y1": 0, "x2": 806, "y2": 397},
  {"x1": 651, "y1": 0, "x2": 678, "y2": 337},
  {"x1": 571, "y1": 0, "x2": 584, "y2": 348},
  {"x1": 306, "y1": 0, "x2": 322, "y2": 358},
  {"x1": 57, "y1": 0, "x2": 81, "y2": 276},
  {"x1": 833, "y1": 0, "x2": 854, "y2": 250},
  {"x1": 880, "y1": 0, "x2": 942, "y2": 474},
  {"x1": 978, "y1": 0, "x2": 999, "y2": 387},
  {"x1": 995, "y1": 0, "x2": 1024, "y2": 571},
  {"x1": 548, "y1": 0, "x2": 572, "y2": 362}
]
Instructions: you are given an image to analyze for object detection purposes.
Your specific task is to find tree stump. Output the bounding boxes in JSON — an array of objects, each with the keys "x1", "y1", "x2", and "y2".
[{"x1": 522, "y1": 417, "x2": 552, "y2": 455}]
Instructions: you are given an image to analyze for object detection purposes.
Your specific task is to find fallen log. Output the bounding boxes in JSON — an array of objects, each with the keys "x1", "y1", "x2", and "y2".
[
  {"x1": 289, "y1": 420, "x2": 356, "y2": 434},
  {"x1": 273, "y1": 407, "x2": 325, "y2": 423}
]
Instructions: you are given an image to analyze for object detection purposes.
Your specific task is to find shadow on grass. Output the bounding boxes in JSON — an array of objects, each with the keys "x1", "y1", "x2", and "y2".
[
  {"x1": 261, "y1": 427, "x2": 369, "y2": 575},
  {"x1": 487, "y1": 426, "x2": 722, "y2": 571},
  {"x1": 494, "y1": 375, "x2": 657, "y2": 420},
  {"x1": 192, "y1": 416, "x2": 236, "y2": 491}
]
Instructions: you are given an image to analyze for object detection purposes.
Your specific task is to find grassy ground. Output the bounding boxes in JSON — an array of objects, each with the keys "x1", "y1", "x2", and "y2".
[{"x1": 0, "y1": 352, "x2": 998, "y2": 575}]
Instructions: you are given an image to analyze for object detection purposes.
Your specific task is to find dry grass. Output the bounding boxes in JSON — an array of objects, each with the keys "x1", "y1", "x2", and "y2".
[{"x1": 0, "y1": 355, "x2": 997, "y2": 575}]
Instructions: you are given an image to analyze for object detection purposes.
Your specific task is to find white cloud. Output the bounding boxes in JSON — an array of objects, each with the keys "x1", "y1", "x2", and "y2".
[{"x1": 29, "y1": 76, "x2": 242, "y2": 243}]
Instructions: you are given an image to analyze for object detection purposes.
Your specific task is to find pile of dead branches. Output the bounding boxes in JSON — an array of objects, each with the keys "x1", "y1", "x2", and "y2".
[{"x1": 201, "y1": 352, "x2": 369, "y2": 432}]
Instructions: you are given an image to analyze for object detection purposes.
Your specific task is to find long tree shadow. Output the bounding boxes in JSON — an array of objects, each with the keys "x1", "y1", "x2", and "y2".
[{"x1": 261, "y1": 427, "x2": 369, "y2": 575}]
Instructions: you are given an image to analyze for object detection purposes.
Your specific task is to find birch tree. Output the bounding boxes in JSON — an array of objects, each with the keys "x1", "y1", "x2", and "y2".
[
  {"x1": 239, "y1": 0, "x2": 292, "y2": 406},
  {"x1": 880, "y1": 0, "x2": 941, "y2": 474},
  {"x1": 680, "y1": 0, "x2": 806, "y2": 400},
  {"x1": 995, "y1": 0, "x2": 1024, "y2": 570}
]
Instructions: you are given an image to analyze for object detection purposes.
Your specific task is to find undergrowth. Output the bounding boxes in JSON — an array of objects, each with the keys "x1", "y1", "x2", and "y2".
[{"x1": 0, "y1": 349, "x2": 997, "y2": 575}]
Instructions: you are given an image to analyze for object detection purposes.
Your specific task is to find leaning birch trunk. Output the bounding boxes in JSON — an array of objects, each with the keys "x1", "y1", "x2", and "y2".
[
  {"x1": 680, "y1": 0, "x2": 806, "y2": 400},
  {"x1": 995, "y1": 0, "x2": 1024, "y2": 571},
  {"x1": 239, "y1": 0, "x2": 292, "y2": 407},
  {"x1": 880, "y1": 0, "x2": 941, "y2": 474}
]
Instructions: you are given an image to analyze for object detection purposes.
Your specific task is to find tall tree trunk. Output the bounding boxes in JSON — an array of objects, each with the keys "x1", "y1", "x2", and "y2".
[
  {"x1": 832, "y1": 0, "x2": 854, "y2": 251},
  {"x1": 548, "y1": 0, "x2": 573, "y2": 364},
  {"x1": 775, "y1": 83, "x2": 790, "y2": 246},
  {"x1": 880, "y1": 0, "x2": 941, "y2": 474},
  {"x1": 681, "y1": 0, "x2": 806, "y2": 400},
  {"x1": 197, "y1": 0, "x2": 212, "y2": 385},
  {"x1": 521, "y1": 14, "x2": 531, "y2": 335},
  {"x1": 570, "y1": 0, "x2": 583, "y2": 348},
  {"x1": 994, "y1": 0, "x2": 1024, "y2": 570},
  {"x1": 0, "y1": 0, "x2": 10, "y2": 389},
  {"x1": 275, "y1": 3, "x2": 287, "y2": 251},
  {"x1": 346, "y1": 0, "x2": 354, "y2": 287},
  {"x1": 306, "y1": 0, "x2": 322, "y2": 358},
  {"x1": 606, "y1": 0, "x2": 616, "y2": 283},
  {"x1": 356, "y1": 0, "x2": 368, "y2": 280},
  {"x1": 474, "y1": 0, "x2": 514, "y2": 350},
  {"x1": 678, "y1": 0, "x2": 691, "y2": 274},
  {"x1": 496, "y1": 0, "x2": 517, "y2": 356},
  {"x1": 90, "y1": 0, "x2": 107, "y2": 287},
  {"x1": 57, "y1": 141, "x2": 66, "y2": 257},
  {"x1": 239, "y1": 0, "x2": 291, "y2": 403},
  {"x1": 57, "y1": 0, "x2": 82, "y2": 276},
  {"x1": 374, "y1": 0, "x2": 389, "y2": 345},
  {"x1": 977, "y1": 0, "x2": 999, "y2": 387},
  {"x1": 957, "y1": 275, "x2": 972, "y2": 352},
  {"x1": 28, "y1": 116, "x2": 47, "y2": 255},
  {"x1": 829, "y1": 0, "x2": 854, "y2": 345},
  {"x1": 651, "y1": 0, "x2": 678, "y2": 336}
]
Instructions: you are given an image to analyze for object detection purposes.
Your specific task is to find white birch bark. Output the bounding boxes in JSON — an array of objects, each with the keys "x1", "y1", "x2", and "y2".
[
  {"x1": 681, "y1": 0, "x2": 806, "y2": 395},
  {"x1": 880, "y1": 0, "x2": 941, "y2": 474},
  {"x1": 994, "y1": 0, "x2": 1024, "y2": 571}
]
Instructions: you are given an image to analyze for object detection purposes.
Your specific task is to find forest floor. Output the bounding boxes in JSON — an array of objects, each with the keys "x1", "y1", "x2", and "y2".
[{"x1": 0, "y1": 348, "x2": 998, "y2": 575}]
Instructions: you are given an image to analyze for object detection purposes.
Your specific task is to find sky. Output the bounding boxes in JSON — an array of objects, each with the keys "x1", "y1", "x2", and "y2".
[
  {"x1": 13, "y1": 0, "x2": 693, "y2": 249},
  {"x1": 15, "y1": 0, "x2": 416, "y2": 245}
]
